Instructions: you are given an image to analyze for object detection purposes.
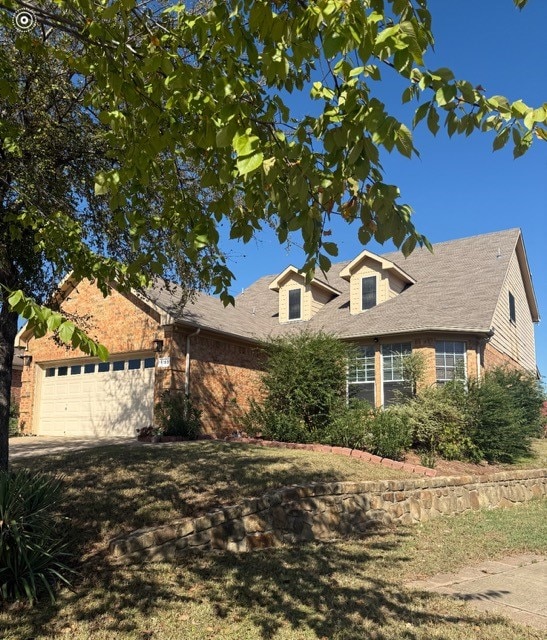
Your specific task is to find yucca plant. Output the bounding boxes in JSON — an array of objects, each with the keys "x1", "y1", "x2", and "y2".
[{"x1": 0, "y1": 469, "x2": 75, "y2": 604}]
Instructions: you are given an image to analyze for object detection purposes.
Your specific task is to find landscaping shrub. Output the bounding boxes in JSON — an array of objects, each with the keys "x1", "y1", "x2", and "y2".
[
  {"x1": 323, "y1": 401, "x2": 374, "y2": 449},
  {"x1": 366, "y1": 407, "x2": 412, "y2": 460},
  {"x1": 155, "y1": 392, "x2": 202, "y2": 438},
  {"x1": 8, "y1": 399, "x2": 20, "y2": 437},
  {"x1": 245, "y1": 403, "x2": 313, "y2": 443},
  {"x1": 486, "y1": 367, "x2": 545, "y2": 437},
  {"x1": 242, "y1": 331, "x2": 351, "y2": 441},
  {"x1": 400, "y1": 385, "x2": 480, "y2": 462},
  {"x1": 0, "y1": 470, "x2": 74, "y2": 604},
  {"x1": 467, "y1": 370, "x2": 539, "y2": 463}
]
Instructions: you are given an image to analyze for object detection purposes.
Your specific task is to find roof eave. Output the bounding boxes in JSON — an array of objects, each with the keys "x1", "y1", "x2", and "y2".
[{"x1": 515, "y1": 234, "x2": 540, "y2": 323}]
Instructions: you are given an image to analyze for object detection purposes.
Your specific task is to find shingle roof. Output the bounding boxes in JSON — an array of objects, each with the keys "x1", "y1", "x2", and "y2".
[{"x1": 145, "y1": 228, "x2": 524, "y2": 342}]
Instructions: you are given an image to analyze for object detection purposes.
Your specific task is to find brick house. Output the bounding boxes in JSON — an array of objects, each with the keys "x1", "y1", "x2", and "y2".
[{"x1": 17, "y1": 228, "x2": 539, "y2": 438}]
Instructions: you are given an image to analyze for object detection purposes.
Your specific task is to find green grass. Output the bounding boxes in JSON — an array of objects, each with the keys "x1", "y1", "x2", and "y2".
[
  {"x1": 3, "y1": 442, "x2": 546, "y2": 639},
  {"x1": 509, "y1": 438, "x2": 547, "y2": 469}
]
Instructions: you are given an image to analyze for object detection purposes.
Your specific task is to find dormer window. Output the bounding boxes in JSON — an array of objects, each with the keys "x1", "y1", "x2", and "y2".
[
  {"x1": 269, "y1": 265, "x2": 340, "y2": 323},
  {"x1": 339, "y1": 249, "x2": 415, "y2": 315},
  {"x1": 361, "y1": 276, "x2": 377, "y2": 310},
  {"x1": 288, "y1": 289, "x2": 302, "y2": 320}
]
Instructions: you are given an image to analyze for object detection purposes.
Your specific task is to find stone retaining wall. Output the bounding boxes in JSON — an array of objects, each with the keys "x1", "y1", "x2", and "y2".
[{"x1": 110, "y1": 469, "x2": 546, "y2": 564}]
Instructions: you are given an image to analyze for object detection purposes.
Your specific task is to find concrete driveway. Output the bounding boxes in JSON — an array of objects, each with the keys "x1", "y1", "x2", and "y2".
[{"x1": 9, "y1": 435, "x2": 137, "y2": 460}]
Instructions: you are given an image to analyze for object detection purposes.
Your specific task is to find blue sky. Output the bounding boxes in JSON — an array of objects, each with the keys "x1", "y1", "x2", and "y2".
[{"x1": 222, "y1": 0, "x2": 547, "y2": 381}]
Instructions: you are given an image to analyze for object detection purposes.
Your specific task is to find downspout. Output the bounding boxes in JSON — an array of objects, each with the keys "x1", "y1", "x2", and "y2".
[
  {"x1": 477, "y1": 328, "x2": 495, "y2": 382},
  {"x1": 185, "y1": 327, "x2": 201, "y2": 396}
]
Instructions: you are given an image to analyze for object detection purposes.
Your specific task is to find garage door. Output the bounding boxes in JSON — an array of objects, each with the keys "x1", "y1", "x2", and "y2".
[{"x1": 37, "y1": 355, "x2": 155, "y2": 437}]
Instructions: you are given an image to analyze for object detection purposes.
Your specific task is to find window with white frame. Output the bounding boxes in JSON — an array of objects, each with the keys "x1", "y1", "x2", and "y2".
[
  {"x1": 435, "y1": 341, "x2": 466, "y2": 383},
  {"x1": 382, "y1": 342, "x2": 412, "y2": 406},
  {"x1": 347, "y1": 346, "x2": 375, "y2": 406}
]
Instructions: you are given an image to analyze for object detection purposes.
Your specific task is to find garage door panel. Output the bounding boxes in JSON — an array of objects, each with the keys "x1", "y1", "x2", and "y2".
[{"x1": 37, "y1": 357, "x2": 155, "y2": 437}]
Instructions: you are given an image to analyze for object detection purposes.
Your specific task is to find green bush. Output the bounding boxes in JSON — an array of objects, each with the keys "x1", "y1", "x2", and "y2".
[
  {"x1": 365, "y1": 407, "x2": 412, "y2": 460},
  {"x1": 243, "y1": 331, "x2": 351, "y2": 440},
  {"x1": 467, "y1": 370, "x2": 539, "y2": 463},
  {"x1": 487, "y1": 368, "x2": 545, "y2": 437},
  {"x1": 400, "y1": 385, "x2": 480, "y2": 462},
  {"x1": 323, "y1": 401, "x2": 374, "y2": 449},
  {"x1": 0, "y1": 470, "x2": 74, "y2": 604},
  {"x1": 247, "y1": 406, "x2": 313, "y2": 443},
  {"x1": 8, "y1": 399, "x2": 20, "y2": 437},
  {"x1": 155, "y1": 392, "x2": 202, "y2": 438}
]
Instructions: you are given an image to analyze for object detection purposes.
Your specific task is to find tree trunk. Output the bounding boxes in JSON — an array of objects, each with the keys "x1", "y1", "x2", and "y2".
[{"x1": 0, "y1": 298, "x2": 18, "y2": 471}]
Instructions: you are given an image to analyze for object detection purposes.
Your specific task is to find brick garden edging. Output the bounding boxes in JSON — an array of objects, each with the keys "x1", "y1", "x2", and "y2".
[
  {"x1": 109, "y1": 468, "x2": 546, "y2": 564},
  {"x1": 137, "y1": 435, "x2": 437, "y2": 477},
  {"x1": 223, "y1": 436, "x2": 437, "y2": 476}
]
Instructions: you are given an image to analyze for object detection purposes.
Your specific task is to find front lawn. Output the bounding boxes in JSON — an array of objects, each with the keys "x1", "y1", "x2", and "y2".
[
  {"x1": 13, "y1": 441, "x2": 412, "y2": 554},
  {"x1": 3, "y1": 441, "x2": 546, "y2": 639}
]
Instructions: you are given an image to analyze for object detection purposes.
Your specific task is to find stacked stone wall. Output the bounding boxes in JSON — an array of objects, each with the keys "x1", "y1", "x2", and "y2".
[{"x1": 110, "y1": 469, "x2": 546, "y2": 563}]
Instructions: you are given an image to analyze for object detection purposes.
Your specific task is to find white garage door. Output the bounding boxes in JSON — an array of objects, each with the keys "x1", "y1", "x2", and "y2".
[{"x1": 37, "y1": 355, "x2": 155, "y2": 437}]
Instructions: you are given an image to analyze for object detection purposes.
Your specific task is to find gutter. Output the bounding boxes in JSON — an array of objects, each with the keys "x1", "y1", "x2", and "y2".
[
  {"x1": 477, "y1": 328, "x2": 495, "y2": 381},
  {"x1": 185, "y1": 327, "x2": 201, "y2": 395}
]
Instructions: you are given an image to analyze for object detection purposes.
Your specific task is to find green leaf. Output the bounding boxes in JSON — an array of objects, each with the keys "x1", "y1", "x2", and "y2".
[
  {"x1": 395, "y1": 124, "x2": 413, "y2": 158},
  {"x1": 57, "y1": 322, "x2": 75, "y2": 344},
  {"x1": 322, "y1": 242, "x2": 339, "y2": 257},
  {"x1": 427, "y1": 107, "x2": 440, "y2": 135},
  {"x1": 232, "y1": 132, "x2": 259, "y2": 157},
  {"x1": 236, "y1": 152, "x2": 264, "y2": 176},
  {"x1": 493, "y1": 127, "x2": 510, "y2": 151},
  {"x1": 413, "y1": 102, "x2": 429, "y2": 128},
  {"x1": 97, "y1": 344, "x2": 110, "y2": 362}
]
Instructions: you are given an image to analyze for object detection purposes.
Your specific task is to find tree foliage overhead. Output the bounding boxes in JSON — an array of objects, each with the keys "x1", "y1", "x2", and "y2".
[{"x1": 0, "y1": 0, "x2": 545, "y2": 353}]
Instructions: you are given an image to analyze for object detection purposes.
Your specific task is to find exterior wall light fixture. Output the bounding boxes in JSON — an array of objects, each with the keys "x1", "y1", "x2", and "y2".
[{"x1": 152, "y1": 339, "x2": 164, "y2": 353}]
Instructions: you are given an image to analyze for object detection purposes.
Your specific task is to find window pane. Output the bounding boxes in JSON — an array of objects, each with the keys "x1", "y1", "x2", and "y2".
[
  {"x1": 509, "y1": 292, "x2": 516, "y2": 323},
  {"x1": 84, "y1": 363, "x2": 95, "y2": 374},
  {"x1": 144, "y1": 357, "x2": 155, "y2": 369},
  {"x1": 435, "y1": 341, "x2": 466, "y2": 381},
  {"x1": 383, "y1": 381, "x2": 412, "y2": 406},
  {"x1": 70, "y1": 365, "x2": 81, "y2": 375},
  {"x1": 288, "y1": 289, "x2": 301, "y2": 320},
  {"x1": 98, "y1": 362, "x2": 110, "y2": 373},
  {"x1": 45, "y1": 368, "x2": 55, "y2": 377},
  {"x1": 113, "y1": 360, "x2": 125, "y2": 372},
  {"x1": 57, "y1": 366, "x2": 68, "y2": 377},
  {"x1": 348, "y1": 382, "x2": 375, "y2": 406},
  {"x1": 361, "y1": 277, "x2": 376, "y2": 310},
  {"x1": 348, "y1": 346, "x2": 375, "y2": 383},
  {"x1": 128, "y1": 358, "x2": 141, "y2": 370}
]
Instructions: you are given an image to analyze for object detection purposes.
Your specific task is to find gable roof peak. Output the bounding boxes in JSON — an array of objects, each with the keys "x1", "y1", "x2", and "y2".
[
  {"x1": 339, "y1": 249, "x2": 416, "y2": 284},
  {"x1": 268, "y1": 265, "x2": 341, "y2": 295}
]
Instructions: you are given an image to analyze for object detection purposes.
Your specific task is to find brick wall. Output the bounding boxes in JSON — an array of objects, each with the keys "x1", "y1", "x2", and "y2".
[
  {"x1": 186, "y1": 332, "x2": 264, "y2": 435},
  {"x1": 484, "y1": 342, "x2": 526, "y2": 372},
  {"x1": 19, "y1": 279, "x2": 162, "y2": 433},
  {"x1": 11, "y1": 368, "x2": 22, "y2": 405}
]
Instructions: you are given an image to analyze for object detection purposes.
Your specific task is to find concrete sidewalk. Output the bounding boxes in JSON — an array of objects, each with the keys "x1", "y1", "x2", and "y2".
[{"x1": 407, "y1": 554, "x2": 547, "y2": 631}]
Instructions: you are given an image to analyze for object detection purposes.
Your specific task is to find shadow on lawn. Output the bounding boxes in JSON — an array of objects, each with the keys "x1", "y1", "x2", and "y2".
[
  {"x1": 7, "y1": 531, "x2": 512, "y2": 640},
  {"x1": 20, "y1": 441, "x2": 370, "y2": 553},
  {"x1": 7, "y1": 443, "x2": 516, "y2": 639}
]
